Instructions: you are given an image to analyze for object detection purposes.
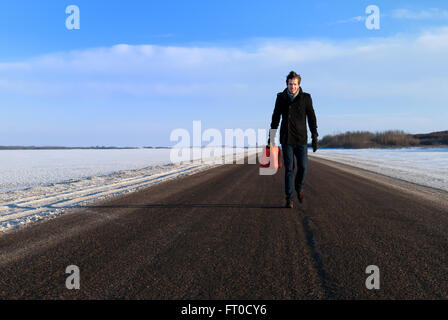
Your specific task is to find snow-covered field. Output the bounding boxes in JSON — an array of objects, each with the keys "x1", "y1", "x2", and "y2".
[
  {"x1": 0, "y1": 147, "x2": 261, "y2": 233},
  {"x1": 310, "y1": 147, "x2": 448, "y2": 192}
]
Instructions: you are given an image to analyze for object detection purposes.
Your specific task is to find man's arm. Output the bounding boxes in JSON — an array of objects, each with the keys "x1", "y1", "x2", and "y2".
[
  {"x1": 268, "y1": 94, "x2": 281, "y2": 144},
  {"x1": 306, "y1": 94, "x2": 318, "y2": 136},
  {"x1": 306, "y1": 94, "x2": 319, "y2": 152}
]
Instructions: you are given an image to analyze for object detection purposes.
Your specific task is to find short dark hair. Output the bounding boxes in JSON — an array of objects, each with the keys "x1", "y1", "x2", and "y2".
[{"x1": 286, "y1": 71, "x2": 301, "y2": 85}]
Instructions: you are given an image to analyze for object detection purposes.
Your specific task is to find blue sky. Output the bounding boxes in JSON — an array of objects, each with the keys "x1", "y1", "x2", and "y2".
[{"x1": 1, "y1": 0, "x2": 448, "y2": 146}]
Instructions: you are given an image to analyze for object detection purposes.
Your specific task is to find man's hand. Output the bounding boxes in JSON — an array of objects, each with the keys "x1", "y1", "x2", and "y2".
[
  {"x1": 268, "y1": 128, "x2": 277, "y2": 146},
  {"x1": 312, "y1": 136, "x2": 318, "y2": 152}
]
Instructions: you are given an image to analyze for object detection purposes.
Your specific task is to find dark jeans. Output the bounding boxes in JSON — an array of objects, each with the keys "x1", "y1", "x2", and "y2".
[{"x1": 282, "y1": 144, "x2": 308, "y2": 200}]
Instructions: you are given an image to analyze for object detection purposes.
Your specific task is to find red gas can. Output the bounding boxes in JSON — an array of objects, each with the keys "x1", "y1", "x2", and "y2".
[{"x1": 260, "y1": 144, "x2": 283, "y2": 169}]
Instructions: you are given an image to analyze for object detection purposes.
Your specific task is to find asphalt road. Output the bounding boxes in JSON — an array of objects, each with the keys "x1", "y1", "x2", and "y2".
[{"x1": 1, "y1": 156, "x2": 447, "y2": 299}]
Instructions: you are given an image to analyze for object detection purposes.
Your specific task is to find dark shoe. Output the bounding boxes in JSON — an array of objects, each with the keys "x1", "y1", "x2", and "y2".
[
  {"x1": 298, "y1": 190, "x2": 304, "y2": 204},
  {"x1": 285, "y1": 199, "x2": 294, "y2": 208}
]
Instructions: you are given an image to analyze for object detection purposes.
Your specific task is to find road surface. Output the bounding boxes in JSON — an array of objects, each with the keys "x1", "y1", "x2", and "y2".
[{"x1": 1, "y1": 155, "x2": 447, "y2": 299}]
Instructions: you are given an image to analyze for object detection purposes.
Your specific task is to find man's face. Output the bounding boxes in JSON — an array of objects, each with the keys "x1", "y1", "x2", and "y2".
[{"x1": 287, "y1": 78, "x2": 300, "y2": 95}]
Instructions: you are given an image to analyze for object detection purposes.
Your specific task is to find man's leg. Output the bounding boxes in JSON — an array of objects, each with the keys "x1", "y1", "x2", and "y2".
[
  {"x1": 294, "y1": 144, "x2": 308, "y2": 193},
  {"x1": 282, "y1": 144, "x2": 295, "y2": 200}
]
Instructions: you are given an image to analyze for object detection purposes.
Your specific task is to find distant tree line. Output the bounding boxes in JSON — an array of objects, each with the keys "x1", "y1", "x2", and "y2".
[{"x1": 318, "y1": 130, "x2": 448, "y2": 148}]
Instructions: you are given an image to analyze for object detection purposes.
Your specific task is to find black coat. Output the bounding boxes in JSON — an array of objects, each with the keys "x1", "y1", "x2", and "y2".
[{"x1": 270, "y1": 87, "x2": 318, "y2": 146}]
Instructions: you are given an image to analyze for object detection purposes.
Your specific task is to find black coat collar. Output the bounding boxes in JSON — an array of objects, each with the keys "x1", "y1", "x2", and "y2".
[{"x1": 280, "y1": 87, "x2": 303, "y2": 102}]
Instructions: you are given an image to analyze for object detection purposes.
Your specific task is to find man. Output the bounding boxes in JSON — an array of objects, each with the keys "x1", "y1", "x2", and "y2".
[{"x1": 269, "y1": 71, "x2": 318, "y2": 208}]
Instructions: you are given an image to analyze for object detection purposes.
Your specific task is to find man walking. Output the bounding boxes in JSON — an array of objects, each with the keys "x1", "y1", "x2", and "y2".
[{"x1": 269, "y1": 71, "x2": 318, "y2": 208}]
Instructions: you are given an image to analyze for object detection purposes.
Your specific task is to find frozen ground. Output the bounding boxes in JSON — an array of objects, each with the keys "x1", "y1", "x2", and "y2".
[
  {"x1": 0, "y1": 147, "x2": 261, "y2": 233},
  {"x1": 310, "y1": 147, "x2": 448, "y2": 192}
]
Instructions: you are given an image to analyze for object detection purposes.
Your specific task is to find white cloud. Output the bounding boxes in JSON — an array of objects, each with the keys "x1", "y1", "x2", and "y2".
[
  {"x1": 331, "y1": 15, "x2": 365, "y2": 25},
  {"x1": 1, "y1": 26, "x2": 448, "y2": 139},
  {"x1": 391, "y1": 8, "x2": 448, "y2": 20},
  {"x1": 332, "y1": 7, "x2": 448, "y2": 26}
]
